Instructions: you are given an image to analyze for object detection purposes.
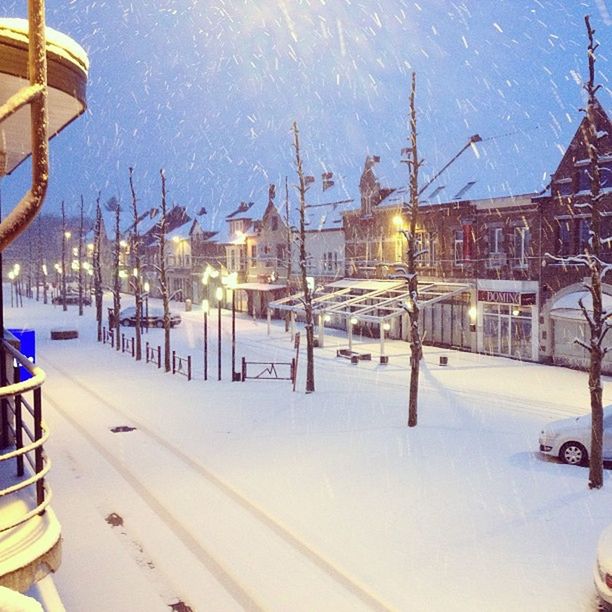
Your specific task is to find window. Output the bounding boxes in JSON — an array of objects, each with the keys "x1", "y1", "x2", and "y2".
[
  {"x1": 557, "y1": 220, "x2": 572, "y2": 256},
  {"x1": 513, "y1": 227, "x2": 530, "y2": 268},
  {"x1": 554, "y1": 178, "x2": 572, "y2": 196},
  {"x1": 322, "y1": 251, "x2": 338, "y2": 273},
  {"x1": 263, "y1": 244, "x2": 272, "y2": 267},
  {"x1": 276, "y1": 243, "x2": 286, "y2": 265},
  {"x1": 395, "y1": 235, "x2": 403, "y2": 262},
  {"x1": 577, "y1": 167, "x2": 591, "y2": 192},
  {"x1": 602, "y1": 161, "x2": 612, "y2": 189},
  {"x1": 271, "y1": 216, "x2": 278, "y2": 231},
  {"x1": 415, "y1": 231, "x2": 436, "y2": 266},
  {"x1": 488, "y1": 227, "x2": 504, "y2": 255},
  {"x1": 454, "y1": 229, "x2": 464, "y2": 264},
  {"x1": 250, "y1": 244, "x2": 257, "y2": 267},
  {"x1": 578, "y1": 218, "x2": 591, "y2": 253}
]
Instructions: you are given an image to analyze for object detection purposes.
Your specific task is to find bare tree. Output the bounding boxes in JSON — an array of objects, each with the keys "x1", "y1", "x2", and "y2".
[
  {"x1": 292, "y1": 121, "x2": 315, "y2": 393},
  {"x1": 129, "y1": 167, "x2": 143, "y2": 360},
  {"x1": 35, "y1": 216, "x2": 42, "y2": 302},
  {"x1": 77, "y1": 195, "x2": 85, "y2": 316},
  {"x1": 546, "y1": 17, "x2": 607, "y2": 488},
  {"x1": 60, "y1": 201, "x2": 68, "y2": 312},
  {"x1": 93, "y1": 193, "x2": 103, "y2": 341},
  {"x1": 394, "y1": 73, "x2": 424, "y2": 427},
  {"x1": 579, "y1": 17, "x2": 606, "y2": 489},
  {"x1": 105, "y1": 196, "x2": 122, "y2": 351},
  {"x1": 159, "y1": 169, "x2": 171, "y2": 372},
  {"x1": 285, "y1": 175, "x2": 292, "y2": 287}
]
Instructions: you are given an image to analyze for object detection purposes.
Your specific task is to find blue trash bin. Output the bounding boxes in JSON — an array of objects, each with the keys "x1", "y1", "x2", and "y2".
[{"x1": 8, "y1": 328, "x2": 35, "y2": 381}]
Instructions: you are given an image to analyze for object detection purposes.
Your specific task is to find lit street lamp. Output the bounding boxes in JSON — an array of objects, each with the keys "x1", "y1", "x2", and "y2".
[
  {"x1": 202, "y1": 298, "x2": 209, "y2": 381},
  {"x1": 226, "y1": 272, "x2": 239, "y2": 381},
  {"x1": 144, "y1": 281, "x2": 150, "y2": 334}
]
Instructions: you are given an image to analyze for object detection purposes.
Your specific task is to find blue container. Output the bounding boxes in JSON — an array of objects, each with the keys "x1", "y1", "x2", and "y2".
[{"x1": 8, "y1": 328, "x2": 35, "y2": 381}]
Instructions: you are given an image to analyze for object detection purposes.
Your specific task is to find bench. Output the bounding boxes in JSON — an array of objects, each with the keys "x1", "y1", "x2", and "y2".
[{"x1": 50, "y1": 329, "x2": 78, "y2": 340}]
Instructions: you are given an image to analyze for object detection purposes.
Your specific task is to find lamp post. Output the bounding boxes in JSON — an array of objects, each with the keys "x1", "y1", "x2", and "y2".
[
  {"x1": 144, "y1": 281, "x2": 150, "y2": 334},
  {"x1": 13, "y1": 264, "x2": 21, "y2": 307},
  {"x1": 202, "y1": 298, "x2": 209, "y2": 380},
  {"x1": 7, "y1": 271, "x2": 14, "y2": 308},
  {"x1": 42, "y1": 263, "x2": 48, "y2": 304},
  {"x1": 216, "y1": 286, "x2": 223, "y2": 381},
  {"x1": 227, "y1": 272, "x2": 239, "y2": 381}
]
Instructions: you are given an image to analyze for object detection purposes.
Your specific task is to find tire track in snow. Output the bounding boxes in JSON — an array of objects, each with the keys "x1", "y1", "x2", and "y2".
[{"x1": 40, "y1": 355, "x2": 394, "y2": 612}]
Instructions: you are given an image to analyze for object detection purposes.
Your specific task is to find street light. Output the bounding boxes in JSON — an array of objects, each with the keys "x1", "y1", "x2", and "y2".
[
  {"x1": 144, "y1": 281, "x2": 150, "y2": 334},
  {"x1": 42, "y1": 263, "x2": 48, "y2": 304},
  {"x1": 216, "y1": 286, "x2": 224, "y2": 381},
  {"x1": 202, "y1": 298, "x2": 209, "y2": 381},
  {"x1": 225, "y1": 272, "x2": 239, "y2": 381},
  {"x1": 8, "y1": 271, "x2": 14, "y2": 308}
]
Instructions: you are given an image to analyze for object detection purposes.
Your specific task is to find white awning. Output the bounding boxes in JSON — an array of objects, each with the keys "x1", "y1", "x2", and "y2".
[{"x1": 236, "y1": 283, "x2": 286, "y2": 292}]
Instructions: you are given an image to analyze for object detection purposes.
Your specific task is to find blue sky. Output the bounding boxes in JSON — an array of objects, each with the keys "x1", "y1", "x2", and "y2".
[{"x1": 1, "y1": 0, "x2": 610, "y2": 229}]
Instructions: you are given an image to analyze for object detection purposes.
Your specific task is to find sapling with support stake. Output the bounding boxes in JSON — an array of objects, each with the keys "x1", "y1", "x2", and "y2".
[{"x1": 544, "y1": 16, "x2": 610, "y2": 489}]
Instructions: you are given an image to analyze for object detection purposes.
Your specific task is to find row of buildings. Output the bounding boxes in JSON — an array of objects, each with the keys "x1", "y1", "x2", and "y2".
[{"x1": 69, "y1": 102, "x2": 612, "y2": 372}]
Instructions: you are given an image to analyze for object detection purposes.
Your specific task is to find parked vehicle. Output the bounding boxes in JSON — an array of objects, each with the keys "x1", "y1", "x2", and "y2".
[
  {"x1": 52, "y1": 292, "x2": 91, "y2": 306},
  {"x1": 538, "y1": 405, "x2": 612, "y2": 465},
  {"x1": 595, "y1": 523, "x2": 612, "y2": 609},
  {"x1": 118, "y1": 306, "x2": 181, "y2": 328}
]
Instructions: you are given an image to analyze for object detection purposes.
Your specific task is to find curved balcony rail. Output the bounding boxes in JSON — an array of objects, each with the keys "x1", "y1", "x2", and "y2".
[{"x1": 0, "y1": 338, "x2": 49, "y2": 534}]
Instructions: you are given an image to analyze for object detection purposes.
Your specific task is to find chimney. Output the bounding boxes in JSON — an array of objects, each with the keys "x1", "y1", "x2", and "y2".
[{"x1": 322, "y1": 172, "x2": 334, "y2": 191}]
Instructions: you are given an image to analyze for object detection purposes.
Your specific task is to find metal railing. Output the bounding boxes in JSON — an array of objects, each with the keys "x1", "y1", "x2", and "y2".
[{"x1": 0, "y1": 339, "x2": 50, "y2": 533}]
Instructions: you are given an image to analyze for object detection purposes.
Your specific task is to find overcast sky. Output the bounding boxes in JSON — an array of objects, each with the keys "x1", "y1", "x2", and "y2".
[{"x1": 1, "y1": 0, "x2": 610, "y2": 228}]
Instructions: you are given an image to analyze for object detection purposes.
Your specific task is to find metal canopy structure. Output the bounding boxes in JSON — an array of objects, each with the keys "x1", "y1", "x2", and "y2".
[{"x1": 269, "y1": 278, "x2": 473, "y2": 324}]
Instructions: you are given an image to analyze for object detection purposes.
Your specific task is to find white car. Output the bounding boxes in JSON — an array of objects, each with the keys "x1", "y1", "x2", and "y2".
[
  {"x1": 538, "y1": 405, "x2": 612, "y2": 465},
  {"x1": 595, "y1": 523, "x2": 612, "y2": 609},
  {"x1": 118, "y1": 306, "x2": 181, "y2": 328}
]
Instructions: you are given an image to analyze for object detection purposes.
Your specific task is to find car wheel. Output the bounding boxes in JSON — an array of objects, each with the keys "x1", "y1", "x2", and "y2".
[
  {"x1": 559, "y1": 442, "x2": 588, "y2": 466},
  {"x1": 120, "y1": 319, "x2": 131, "y2": 327},
  {"x1": 154, "y1": 320, "x2": 164, "y2": 328}
]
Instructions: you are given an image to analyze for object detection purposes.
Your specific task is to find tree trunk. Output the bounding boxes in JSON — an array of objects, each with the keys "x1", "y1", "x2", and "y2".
[
  {"x1": 292, "y1": 121, "x2": 315, "y2": 393},
  {"x1": 113, "y1": 202, "x2": 121, "y2": 351},
  {"x1": 78, "y1": 195, "x2": 84, "y2": 316},
  {"x1": 159, "y1": 169, "x2": 171, "y2": 372},
  {"x1": 94, "y1": 196, "x2": 103, "y2": 342},
  {"x1": 61, "y1": 201, "x2": 67, "y2": 312},
  {"x1": 129, "y1": 167, "x2": 143, "y2": 360},
  {"x1": 584, "y1": 16, "x2": 604, "y2": 489},
  {"x1": 406, "y1": 72, "x2": 423, "y2": 427}
]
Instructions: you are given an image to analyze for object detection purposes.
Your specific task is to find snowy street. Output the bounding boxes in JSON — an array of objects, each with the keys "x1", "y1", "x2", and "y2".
[{"x1": 8, "y1": 293, "x2": 612, "y2": 611}]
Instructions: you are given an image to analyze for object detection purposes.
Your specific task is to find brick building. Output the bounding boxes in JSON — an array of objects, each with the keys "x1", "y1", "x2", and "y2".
[{"x1": 343, "y1": 103, "x2": 612, "y2": 370}]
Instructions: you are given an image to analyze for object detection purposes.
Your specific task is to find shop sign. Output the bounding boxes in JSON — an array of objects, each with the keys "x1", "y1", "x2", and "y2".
[{"x1": 478, "y1": 290, "x2": 537, "y2": 305}]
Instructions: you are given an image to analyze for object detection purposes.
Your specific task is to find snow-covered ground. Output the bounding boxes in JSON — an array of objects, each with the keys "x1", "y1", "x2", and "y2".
[{"x1": 5, "y1": 290, "x2": 612, "y2": 611}]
